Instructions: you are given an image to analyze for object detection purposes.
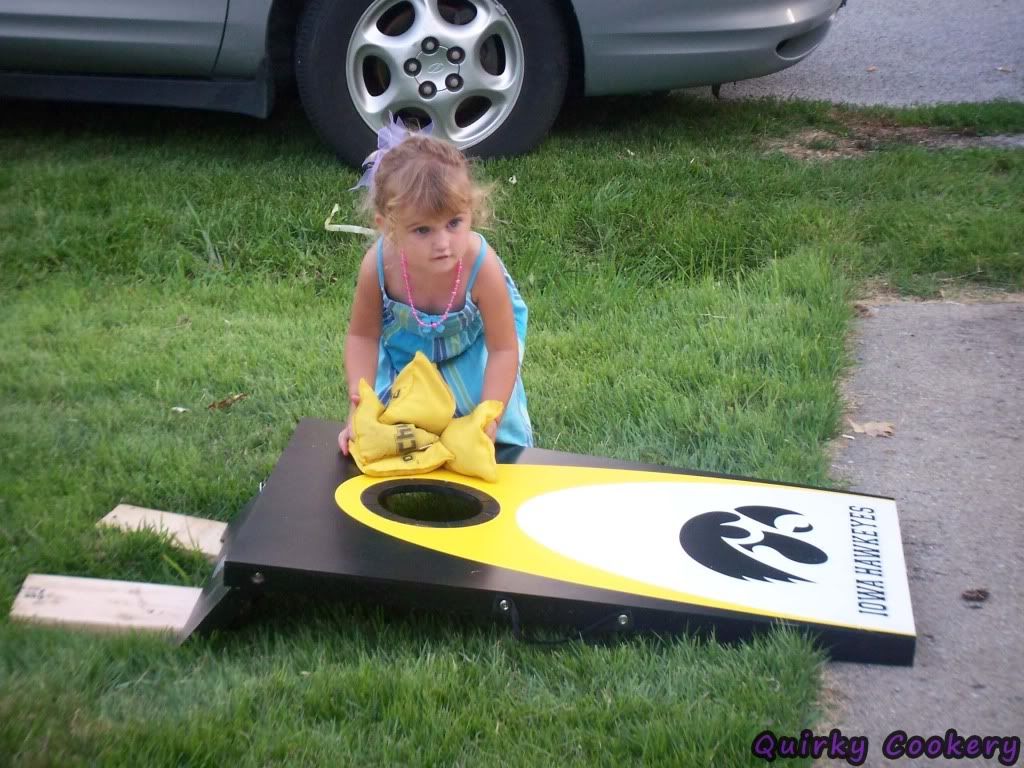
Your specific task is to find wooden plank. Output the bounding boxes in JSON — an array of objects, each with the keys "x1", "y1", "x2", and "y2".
[
  {"x1": 10, "y1": 574, "x2": 201, "y2": 634},
  {"x1": 98, "y1": 504, "x2": 226, "y2": 560}
]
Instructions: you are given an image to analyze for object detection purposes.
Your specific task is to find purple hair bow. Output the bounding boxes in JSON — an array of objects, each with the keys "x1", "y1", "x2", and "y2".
[{"x1": 351, "y1": 114, "x2": 432, "y2": 191}]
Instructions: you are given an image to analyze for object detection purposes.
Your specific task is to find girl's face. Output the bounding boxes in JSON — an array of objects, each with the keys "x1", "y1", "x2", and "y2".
[{"x1": 382, "y1": 207, "x2": 474, "y2": 277}]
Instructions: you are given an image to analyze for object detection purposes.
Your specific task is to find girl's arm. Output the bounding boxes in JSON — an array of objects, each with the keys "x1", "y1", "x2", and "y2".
[
  {"x1": 339, "y1": 247, "x2": 383, "y2": 454},
  {"x1": 475, "y1": 247, "x2": 520, "y2": 438}
]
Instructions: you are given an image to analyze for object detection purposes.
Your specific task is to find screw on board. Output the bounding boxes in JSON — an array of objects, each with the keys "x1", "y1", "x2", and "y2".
[
  {"x1": 498, "y1": 599, "x2": 510, "y2": 612},
  {"x1": 251, "y1": 572, "x2": 265, "y2": 585}
]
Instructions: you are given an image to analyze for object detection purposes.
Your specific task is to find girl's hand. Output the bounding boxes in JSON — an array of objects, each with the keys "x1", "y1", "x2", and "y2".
[
  {"x1": 338, "y1": 422, "x2": 354, "y2": 455},
  {"x1": 338, "y1": 394, "x2": 361, "y2": 456}
]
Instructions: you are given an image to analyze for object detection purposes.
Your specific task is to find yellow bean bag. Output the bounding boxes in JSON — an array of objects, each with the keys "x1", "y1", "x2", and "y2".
[
  {"x1": 347, "y1": 353, "x2": 503, "y2": 482},
  {"x1": 351, "y1": 440, "x2": 455, "y2": 478},
  {"x1": 379, "y1": 351, "x2": 455, "y2": 436},
  {"x1": 441, "y1": 400, "x2": 503, "y2": 483},
  {"x1": 349, "y1": 379, "x2": 439, "y2": 463}
]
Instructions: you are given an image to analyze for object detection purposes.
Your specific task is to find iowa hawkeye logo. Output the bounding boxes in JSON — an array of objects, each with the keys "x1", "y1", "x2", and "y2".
[{"x1": 679, "y1": 505, "x2": 828, "y2": 583}]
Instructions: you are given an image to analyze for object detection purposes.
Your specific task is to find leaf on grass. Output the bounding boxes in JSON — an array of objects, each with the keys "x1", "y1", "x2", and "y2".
[
  {"x1": 208, "y1": 393, "x2": 248, "y2": 411},
  {"x1": 324, "y1": 202, "x2": 376, "y2": 235},
  {"x1": 847, "y1": 418, "x2": 895, "y2": 437},
  {"x1": 171, "y1": 407, "x2": 190, "y2": 414},
  {"x1": 853, "y1": 302, "x2": 878, "y2": 318},
  {"x1": 961, "y1": 588, "x2": 989, "y2": 602},
  {"x1": 508, "y1": 175, "x2": 517, "y2": 185}
]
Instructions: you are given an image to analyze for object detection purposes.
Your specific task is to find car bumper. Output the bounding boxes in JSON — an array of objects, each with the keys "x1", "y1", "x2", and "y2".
[{"x1": 575, "y1": 0, "x2": 845, "y2": 95}]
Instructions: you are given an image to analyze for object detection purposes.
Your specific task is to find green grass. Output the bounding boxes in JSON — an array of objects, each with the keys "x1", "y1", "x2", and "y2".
[
  {"x1": 1, "y1": 93, "x2": 1022, "y2": 766},
  {"x1": 0, "y1": 613, "x2": 819, "y2": 766},
  {"x1": 848, "y1": 99, "x2": 1024, "y2": 133},
  {"x1": 2, "y1": 96, "x2": 1022, "y2": 293}
]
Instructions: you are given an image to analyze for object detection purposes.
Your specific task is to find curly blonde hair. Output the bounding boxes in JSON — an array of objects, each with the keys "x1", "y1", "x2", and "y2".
[{"x1": 366, "y1": 133, "x2": 493, "y2": 234}]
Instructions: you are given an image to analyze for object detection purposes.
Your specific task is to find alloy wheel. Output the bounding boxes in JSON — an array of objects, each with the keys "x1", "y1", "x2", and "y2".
[{"x1": 345, "y1": 0, "x2": 526, "y2": 148}]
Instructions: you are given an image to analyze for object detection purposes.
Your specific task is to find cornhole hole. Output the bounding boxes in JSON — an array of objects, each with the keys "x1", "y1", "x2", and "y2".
[{"x1": 181, "y1": 418, "x2": 916, "y2": 665}]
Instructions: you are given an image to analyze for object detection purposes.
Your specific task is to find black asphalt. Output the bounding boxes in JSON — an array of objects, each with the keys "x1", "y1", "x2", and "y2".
[{"x1": 692, "y1": 0, "x2": 1024, "y2": 106}]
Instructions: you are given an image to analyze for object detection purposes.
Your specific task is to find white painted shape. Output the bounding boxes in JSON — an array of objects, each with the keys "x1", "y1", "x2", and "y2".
[
  {"x1": 99, "y1": 504, "x2": 225, "y2": 560},
  {"x1": 10, "y1": 574, "x2": 201, "y2": 634},
  {"x1": 516, "y1": 482, "x2": 914, "y2": 635}
]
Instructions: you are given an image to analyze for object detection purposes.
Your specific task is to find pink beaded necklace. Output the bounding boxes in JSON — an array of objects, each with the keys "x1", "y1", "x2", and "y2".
[{"x1": 400, "y1": 250, "x2": 464, "y2": 329}]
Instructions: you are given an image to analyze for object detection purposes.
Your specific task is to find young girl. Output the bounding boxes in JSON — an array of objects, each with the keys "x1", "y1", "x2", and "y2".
[{"x1": 338, "y1": 127, "x2": 533, "y2": 454}]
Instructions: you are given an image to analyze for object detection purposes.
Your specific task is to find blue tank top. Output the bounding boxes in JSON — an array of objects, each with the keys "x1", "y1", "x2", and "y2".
[{"x1": 373, "y1": 233, "x2": 533, "y2": 447}]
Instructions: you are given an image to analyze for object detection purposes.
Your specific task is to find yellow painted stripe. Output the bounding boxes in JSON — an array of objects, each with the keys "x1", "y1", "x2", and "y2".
[{"x1": 336, "y1": 464, "x2": 912, "y2": 637}]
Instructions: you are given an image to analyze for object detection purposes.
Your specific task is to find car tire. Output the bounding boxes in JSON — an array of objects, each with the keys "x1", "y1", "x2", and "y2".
[{"x1": 295, "y1": 0, "x2": 568, "y2": 167}]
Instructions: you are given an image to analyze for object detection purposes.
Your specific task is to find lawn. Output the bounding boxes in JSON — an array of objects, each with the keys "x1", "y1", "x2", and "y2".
[{"x1": 1, "y1": 94, "x2": 1022, "y2": 767}]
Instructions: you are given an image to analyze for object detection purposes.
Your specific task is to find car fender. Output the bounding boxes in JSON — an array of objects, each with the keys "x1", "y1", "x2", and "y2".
[
  {"x1": 215, "y1": 0, "x2": 277, "y2": 77},
  {"x1": 571, "y1": 0, "x2": 843, "y2": 94}
]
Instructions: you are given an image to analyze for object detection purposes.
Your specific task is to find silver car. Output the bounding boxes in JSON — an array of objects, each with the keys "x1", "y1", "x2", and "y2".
[{"x1": 0, "y1": 0, "x2": 844, "y2": 164}]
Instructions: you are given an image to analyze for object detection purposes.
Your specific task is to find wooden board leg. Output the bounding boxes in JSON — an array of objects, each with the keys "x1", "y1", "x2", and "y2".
[
  {"x1": 98, "y1": 504, "x2": 226, "y2": 561},
  {"x1": 11, "y1": 574, "x2": 202, "y2": 635}
]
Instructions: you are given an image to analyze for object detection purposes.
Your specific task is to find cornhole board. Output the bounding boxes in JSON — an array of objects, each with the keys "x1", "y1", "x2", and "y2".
[{"x1": 180, "y1": 418, "x2": 916, "y2": 665}]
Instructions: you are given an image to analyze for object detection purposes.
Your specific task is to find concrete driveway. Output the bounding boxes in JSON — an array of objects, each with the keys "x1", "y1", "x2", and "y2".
[{"x1": 819, "y1": 300, "x2": 1024, "y2": 765}]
